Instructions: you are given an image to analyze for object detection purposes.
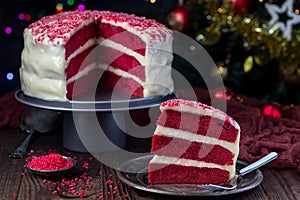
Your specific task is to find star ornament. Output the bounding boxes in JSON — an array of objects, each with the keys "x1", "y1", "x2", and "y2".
[{"x1": 265, "y1": 0, "x2": 300, "y2": 41}]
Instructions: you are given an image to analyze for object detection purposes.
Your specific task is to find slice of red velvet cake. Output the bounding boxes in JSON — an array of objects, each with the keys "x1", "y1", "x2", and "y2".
[{"x1": 148, "y1": 99, "x2": 240, "y2": 185}]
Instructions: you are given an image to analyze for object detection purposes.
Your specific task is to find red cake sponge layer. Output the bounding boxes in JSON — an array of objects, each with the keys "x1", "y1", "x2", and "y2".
[
  {"x1": 99, "y1": 71, "x2": 143, "y2": 97},
  {"x1": 157, "y1": 110, "x2": 239, "y2": 143},
  {"x1": 151, "y1": 135, "x2": 234, "y2": 165},
  {"x1": 65, "y1": 21, "x2": 97, "y2": 59},
  {"x1": 98, "y1": 45, "x2": 145, "y2": 81},
  {"x1": 148, "y1": 163, "x2": 229, "y2": 185},
  {"x1": 66, "y1": 45, "x2": 97, "y2": 80},
  {"x1": 98, "y1": 21, "x2": 145, "y2": 56}
]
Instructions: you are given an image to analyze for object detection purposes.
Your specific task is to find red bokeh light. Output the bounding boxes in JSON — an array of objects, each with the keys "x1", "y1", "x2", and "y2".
[{"x1": 262, "y1": 105, "x2": 282, "y2": 118}]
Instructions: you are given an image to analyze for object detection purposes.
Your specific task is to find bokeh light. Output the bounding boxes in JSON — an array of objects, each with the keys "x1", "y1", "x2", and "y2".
[
  {"x1": 77, "y1": 4, "x2": 85, "y2": 11},
  {"x1": 214, "y1": 90, "x2": 231, "y2": 100},
  {"x1": 56, "y1": 3, "x2": 63, "y2": 12},
  {"x1": 6, "y1": 73, "x2": 14, "y2": 80},
  {"x1": 18, "y1": 13, "x2": 25, "y2": 20},
  {"x1": 25, "y1": 14, "x2": 32, "y2": 21},
  {"x1": 67, "y1": 0, "x2": 75, "y2": 6},
  {"x1": 262, "y1": 105, "x2": 282, "y2": 118},
  {"x1": 5, "y1": 27, "x2": 12, "y2": 34}
]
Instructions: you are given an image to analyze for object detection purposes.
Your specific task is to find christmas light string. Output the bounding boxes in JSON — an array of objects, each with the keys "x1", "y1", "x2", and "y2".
[{"x1": 189, "y1": 0, "x2": 300, "y2": 79}]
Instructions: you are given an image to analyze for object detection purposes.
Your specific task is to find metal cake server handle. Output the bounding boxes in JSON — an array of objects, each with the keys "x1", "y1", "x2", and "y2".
[
  {"x1": 9, "y1": 107, "x2": 62, "y2": 159},
  {"x1": 9, "y1": 129, "x2": 35, "y2": 158},
  {"x1": 200, "y1": 152, "x2": 278, "y2": 191}
]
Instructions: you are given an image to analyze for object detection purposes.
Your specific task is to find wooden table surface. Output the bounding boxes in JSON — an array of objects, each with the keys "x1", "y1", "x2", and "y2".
[{"x1": 0, "y1": 128, "x2": 299, "y2": 200}]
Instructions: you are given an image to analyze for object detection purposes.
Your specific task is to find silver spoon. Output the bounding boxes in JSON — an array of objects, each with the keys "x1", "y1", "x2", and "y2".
[
  {"x1": 200, "y1": 152, "x2": 278, "y2": 191},
  {"x1": 9, "y1": 107, "x2": 62, "y2": 158}
]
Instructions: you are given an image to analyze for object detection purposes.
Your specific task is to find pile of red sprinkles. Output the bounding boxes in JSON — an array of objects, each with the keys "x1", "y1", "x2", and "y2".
[
  {"x1": 27, "y1": 153, "x2": 74, "y2": 171},
  {"x1": 23, "y1": 150, "x2": 130, "y2": 199}
]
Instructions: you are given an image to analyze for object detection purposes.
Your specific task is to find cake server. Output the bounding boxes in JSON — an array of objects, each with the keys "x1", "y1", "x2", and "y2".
[
  {"x1": 200, "y1": 152, "x2": 278, "y2": 191},
  {"x1": 9, "y1": 107, "x2": 62, "y2": 159}
]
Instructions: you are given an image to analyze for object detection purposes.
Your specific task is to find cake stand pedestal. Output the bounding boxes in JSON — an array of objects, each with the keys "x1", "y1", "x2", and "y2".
[{"x1": 15, "y1": 90, "x2": 175, "y2": 153}]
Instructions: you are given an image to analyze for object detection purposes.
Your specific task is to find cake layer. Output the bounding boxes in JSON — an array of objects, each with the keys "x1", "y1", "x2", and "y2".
[
  {"x1": 157, "y1": 110, "x2": 239, "y2": 143},
  {"x1": 148, "y1": 162, "x2": 229, "y2": 185},
  {"x1": 66, "y1": 63, "x2": 99, "y2": 99},
  {"x1": 98, "y1": 21, "x2": 145, "y2": 56},
  {"x1": 99, "y1": 64, "x2": 173, "y2": 97},
  {"x1": 99, "y1": 70, "x2": 143, "y2": 97},
  {"x1": 67, "y1": 38, "x2": 97, "y2": 65},
  {"x1": 98, "y1": 38, "x2": 173, "y2": 97},
  {"x1": 149, "y1": 155, "x2": 234, "y2": 178},
  {"x1": 98, "y1": 43, "x2": 145, "y2": 81},
  {"x1": 98, "y1": 11, "x2": 174, "y2": 97},
  {"x1": 160, "y1": 99, "x2": 240, "y2": 131},
  {"x1": 66, "y1": 44, "x2": 97, "y2": 80},
  {"x1": 98, "y1": 38, "x2": 145, "y2": 65},
  {"x1": 151, "y1": 135, "x2": 234, "y2": 165},
  {"x1": 65, "y1": 21, "x2": 97, "y2": 59},
  {"x1": 154, "y1": 126, "x2": 238, "y2": 154}
]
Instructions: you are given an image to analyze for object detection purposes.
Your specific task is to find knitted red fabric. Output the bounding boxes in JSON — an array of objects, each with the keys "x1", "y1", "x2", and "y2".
[{"x1": 0, "y1": 88, "x2": 27, "y2": 128}]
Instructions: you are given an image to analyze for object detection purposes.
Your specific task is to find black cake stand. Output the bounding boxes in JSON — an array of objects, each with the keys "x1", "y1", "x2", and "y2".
[{"x1": 15, "y1": 90, "x2": 176, "y2": 153}]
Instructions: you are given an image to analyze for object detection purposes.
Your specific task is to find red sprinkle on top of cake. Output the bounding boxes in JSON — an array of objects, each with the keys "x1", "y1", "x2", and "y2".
[
  {"x1": 161, "y1": 99, "x2": 211, "y2": 109},
  {"x1": 26, "y1": 10, "x2": 96, "y2": 45},
  {"x1": 25, "y1": 10, "x2": 171, "y2": 45},
  {"x1": 99, "y1": 11, "x2": 171, "y2": 41},
  {"x1": 161, "y1": 99, "x2": 239, "y2": 127}
]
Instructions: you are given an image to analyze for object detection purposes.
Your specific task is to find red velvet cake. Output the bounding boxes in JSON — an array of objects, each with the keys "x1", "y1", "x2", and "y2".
[
  {"x1": 148, "y1": 99, "x2": 240, "y2": 185},
  {"x1": 20, "y1": 10, "x2": 173, "y2": 102}
]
